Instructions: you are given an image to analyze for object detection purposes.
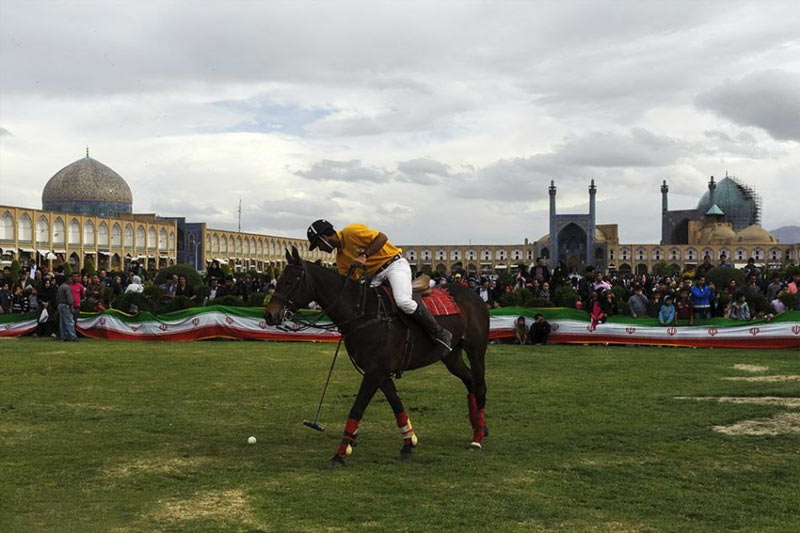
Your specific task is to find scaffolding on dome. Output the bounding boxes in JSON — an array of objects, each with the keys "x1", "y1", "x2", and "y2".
[{"x1": 727, "y1": 173, "x2": 761, "y2": 227}]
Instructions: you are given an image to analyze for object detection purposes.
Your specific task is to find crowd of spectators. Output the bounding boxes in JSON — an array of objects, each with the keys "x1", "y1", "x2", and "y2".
[
  {"x1": 2, "y1": 253, "x2": 798, "y2": 341},
  {"x1": 423, "y1": 254, "x2": 800, "y2": 328}
]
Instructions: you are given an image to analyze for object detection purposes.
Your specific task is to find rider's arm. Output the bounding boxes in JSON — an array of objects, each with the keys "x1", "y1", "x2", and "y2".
[{"x1": 361, "y1": 232, "x2": 389, "y2": 259}]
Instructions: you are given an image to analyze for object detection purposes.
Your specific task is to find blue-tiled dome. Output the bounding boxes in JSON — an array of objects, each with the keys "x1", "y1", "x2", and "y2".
[{"x1": 42, "y1": 154, "x2": 133, "y2": 217}]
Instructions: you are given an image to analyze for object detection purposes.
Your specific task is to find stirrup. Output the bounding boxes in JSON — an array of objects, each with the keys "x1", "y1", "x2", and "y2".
[{"x1": 434, "y1": 329, "x2": 453, "y2": 352}]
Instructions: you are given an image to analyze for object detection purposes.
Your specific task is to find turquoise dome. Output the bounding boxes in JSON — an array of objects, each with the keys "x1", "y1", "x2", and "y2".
[{"x1": 696, "y1": 177, "x2": 758, "y2": 231}]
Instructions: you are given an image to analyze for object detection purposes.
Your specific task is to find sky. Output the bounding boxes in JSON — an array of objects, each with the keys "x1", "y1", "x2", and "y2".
[{"x1": 1, "y1": 1, "x2": 798, "y2": 245}]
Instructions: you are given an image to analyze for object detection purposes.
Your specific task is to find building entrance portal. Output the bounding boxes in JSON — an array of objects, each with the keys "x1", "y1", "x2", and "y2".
[{"x1": 558, "y1": 223, "x2": 587, "y2": 265}]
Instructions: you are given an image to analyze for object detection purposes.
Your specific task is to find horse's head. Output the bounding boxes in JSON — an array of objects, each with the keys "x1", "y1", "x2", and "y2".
[{"x1": 264, "y1": 246, "x2": 315, "y2": 326}]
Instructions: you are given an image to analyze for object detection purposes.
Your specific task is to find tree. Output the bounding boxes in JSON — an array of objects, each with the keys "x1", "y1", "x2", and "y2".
[
  {"x1": 153, "y1": 263, "x2": 204, "y2": 289},
  {"x1": 84, "y1": 259, "x2": 96, "y2": 277},
  {"x1": 652, "y1": 261, "x2": 670, "y2": 277},
  {"x1": 10, "y1": 259, "x2": 21, "y2": 281},
  {"x1": 704, "y1": 266, "x2": 745, "y2": 291}
]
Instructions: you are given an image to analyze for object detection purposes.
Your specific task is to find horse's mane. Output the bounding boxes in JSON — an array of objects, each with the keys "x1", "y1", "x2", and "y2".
[{"x1": 303, "y1": 260, "x2": 361, "y2": 287}]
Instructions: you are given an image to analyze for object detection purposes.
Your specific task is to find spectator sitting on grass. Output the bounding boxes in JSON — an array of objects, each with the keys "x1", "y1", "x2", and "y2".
[
  {"x1": 513, "y1": 316, "x2": 530, "y2": 345},
  {"x1": 726, "y1": 293, "x2": 751, "y2": 321},
  {"x1": 658, "y1": 295, "x2": 676, "y2": 327},
  {"x1": 529, "y1": 313, "x2": 551, "y2": 345},
  {"x1": 676, "y1": 288, "x2": 694, "y2": 326},
  {"x1": 628, "y1": 285, "x2": 649, "y2": 318}
]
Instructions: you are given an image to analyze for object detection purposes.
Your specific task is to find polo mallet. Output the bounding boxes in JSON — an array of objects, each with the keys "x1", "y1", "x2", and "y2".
[{"x1": 303, "y1": 335, "x2": 343, "y2": 432}]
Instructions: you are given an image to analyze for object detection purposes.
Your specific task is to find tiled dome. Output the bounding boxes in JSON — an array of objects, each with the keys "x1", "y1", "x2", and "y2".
[
  {"x1": 42, "y1": 154, "x2": 133, "y2": 217},
  {"x1": 696, "y1": 177, "x2": 758, "y2": 231}
]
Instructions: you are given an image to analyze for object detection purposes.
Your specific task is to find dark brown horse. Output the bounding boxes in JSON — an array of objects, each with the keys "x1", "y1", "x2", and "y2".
[{"x1": 264, "y1": 247, "x2": 489, "y2": 467}]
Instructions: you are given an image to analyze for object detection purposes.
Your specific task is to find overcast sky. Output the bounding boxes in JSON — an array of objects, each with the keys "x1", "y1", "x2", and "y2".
[{"x1": 1, "y1": 1, "x2": 798, "y2": 245}]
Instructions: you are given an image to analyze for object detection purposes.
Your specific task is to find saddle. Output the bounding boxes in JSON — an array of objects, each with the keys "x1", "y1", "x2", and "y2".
[
  {"x1": 411, "y1": 274, "x2": 432, "y2": 296},
  {"x1": 377, "y1": 278, "x2": 461, "y2": 318}
]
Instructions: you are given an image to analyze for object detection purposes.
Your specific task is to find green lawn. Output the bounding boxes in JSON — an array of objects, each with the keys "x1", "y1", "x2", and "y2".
[{"x1": 1, "y1": 338, "x2": 799, "y2": 532}]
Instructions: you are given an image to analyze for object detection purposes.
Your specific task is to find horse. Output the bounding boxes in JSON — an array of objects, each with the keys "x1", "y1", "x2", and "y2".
[{"x1": 264, "y1": 247, "x2": 489, "y2": 468}]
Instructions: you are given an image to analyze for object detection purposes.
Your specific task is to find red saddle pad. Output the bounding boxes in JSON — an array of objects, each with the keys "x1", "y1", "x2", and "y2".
[
  {"x1": 422, "y1": 287, "x2": 461, "y2": 317},
  {"x1": 379, "y1": 285, "x2": 461, "y2": 317}
]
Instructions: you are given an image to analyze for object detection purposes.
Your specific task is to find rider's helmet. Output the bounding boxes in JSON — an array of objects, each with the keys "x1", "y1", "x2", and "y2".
[{"x1": 307, "y1": 219, "x2": 335, "y2": 251}]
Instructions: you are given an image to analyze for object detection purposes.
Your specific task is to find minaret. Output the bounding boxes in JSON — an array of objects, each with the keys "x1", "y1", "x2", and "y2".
[
  {"x1": 549, "y1": 180, "x2": 557, "y2": 268},
  {"x1": 661, "y1": 179, "x2": 669, "y2": 244},
  {"x1": 587, "y1": 179, "x2": 596, "y2": 267},
  {"x1": 708, "y1": 175, "x2": 716, "y2": 206}
]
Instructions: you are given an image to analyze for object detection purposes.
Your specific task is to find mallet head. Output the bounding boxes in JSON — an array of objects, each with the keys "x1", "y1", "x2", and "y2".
[{"x1": 303, "y1": 420, "x2": 324, "y2": 432}]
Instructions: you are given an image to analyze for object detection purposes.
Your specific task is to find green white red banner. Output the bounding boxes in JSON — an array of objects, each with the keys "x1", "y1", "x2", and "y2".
[{"x1": 1, "y1": 306, "x2": 798, "y2": 349}]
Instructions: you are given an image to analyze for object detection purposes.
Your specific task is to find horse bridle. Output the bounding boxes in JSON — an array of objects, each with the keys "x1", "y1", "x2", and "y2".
[
  {"x1": 270, "y1": 262, "x2": 363, "y2": 330},
  {"x1": 270, "y1": 263, "x2": 311, "y2": 317}
]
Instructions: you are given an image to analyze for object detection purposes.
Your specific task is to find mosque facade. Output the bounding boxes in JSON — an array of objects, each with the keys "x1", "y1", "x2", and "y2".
[{"x1": 1, "y1": 151, "x2": 797, "y2": 276}]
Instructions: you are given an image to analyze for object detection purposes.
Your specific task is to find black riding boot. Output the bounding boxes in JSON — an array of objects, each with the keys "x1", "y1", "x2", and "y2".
[{"x1": 410, "y1": 303, "x2": 453, "y2": 355}]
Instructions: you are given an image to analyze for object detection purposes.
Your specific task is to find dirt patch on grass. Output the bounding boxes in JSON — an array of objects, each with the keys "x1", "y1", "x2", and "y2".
[
  {"x1": 675, "y1": 396, "x2": 800, "y2": 436},
  {"x1": 153, "y1": 489, "x2": 263, "y2": 528},
  {"x1": 104, "y1": 455, "x2": 213, "y2": 480},
  {"x1": 733, "y1": 364, "x2": 768, "y2": 372},
  {"x1": 713, "y1": 412, "x2": 800, "y2": 436},
  {"x1": 674, "y1": 396, "x2": 800, "y2": 408},
  {"x1": 722, "y1": 375, "x2": 800, "y2": 382}
]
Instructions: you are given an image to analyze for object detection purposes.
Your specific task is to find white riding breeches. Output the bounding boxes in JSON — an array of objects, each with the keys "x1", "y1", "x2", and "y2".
[{"x1": 369, "y1": 257, "x2": 418, "y2": 314}]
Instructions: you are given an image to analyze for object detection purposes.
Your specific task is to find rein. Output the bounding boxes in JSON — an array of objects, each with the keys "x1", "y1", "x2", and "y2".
[
  {"x1": 272, "y1": 260, "x2": 410, "y2": 378},
  {"x1": 271, "y1": 263, "x2": 371, "y2": 332}
]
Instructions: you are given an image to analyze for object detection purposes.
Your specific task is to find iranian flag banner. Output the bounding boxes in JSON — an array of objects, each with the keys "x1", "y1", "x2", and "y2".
[{"x1": 1, "y1": 306, "x2": 798, "y2": 349}]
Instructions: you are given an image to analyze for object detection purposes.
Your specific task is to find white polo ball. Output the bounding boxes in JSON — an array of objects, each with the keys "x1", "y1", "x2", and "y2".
[{"x1": 247, "y1": 436, "x2": 257, "y2": 445}]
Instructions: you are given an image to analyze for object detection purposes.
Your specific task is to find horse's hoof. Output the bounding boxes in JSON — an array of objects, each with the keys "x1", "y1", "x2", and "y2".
[
  {"x1": 326, "y1": 455, "x2": 346, "y2": 469},
  {"x1": 469, "y1": 441, "x2": 483, "y2": 450},
  {"x1": 397, "y1": 445, "x2": 413, "y2": 461}
]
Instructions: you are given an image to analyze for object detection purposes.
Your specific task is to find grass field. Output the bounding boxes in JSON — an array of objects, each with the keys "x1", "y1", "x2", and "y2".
[{"x1": 1, "y1": 338, "x2": 799, "y2": 532}]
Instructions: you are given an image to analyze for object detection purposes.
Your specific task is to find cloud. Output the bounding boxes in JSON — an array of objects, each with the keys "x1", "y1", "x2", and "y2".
[
  {"x1": 0, "y1": 127, "x2": 11, "y2": 136},
  {"x1": 296, "y1": 159, "x2": 396, "y2": 183},
  {"x1": 296, "y1": 158, "x2": 451, "y2": 185},
  {"x1": 246, "y1": 196, "x2": 345, "y2": 232},
  {"x1": 696, "y1": 70, "x2": 800, "y2": 142},
  {"x1": 2, "y1": 2, "x2": 800, "y2": 246},
  {"x1": 550, "y1": 128, "x2": 688, "y2": 167}
]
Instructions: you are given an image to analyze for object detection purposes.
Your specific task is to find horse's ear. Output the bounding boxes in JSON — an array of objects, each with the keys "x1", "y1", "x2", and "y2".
[
  {"x1": 285, "y1": 248, "x2": 294, "y2": 264},
  {"x1": 292, "y1": 246, "x2": 301, "y2": 262}
]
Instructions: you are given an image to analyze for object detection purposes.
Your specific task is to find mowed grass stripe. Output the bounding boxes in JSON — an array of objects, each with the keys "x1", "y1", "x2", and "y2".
[{"x1": 1, "y1": 338, "x2": 798, "y2": 532}]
